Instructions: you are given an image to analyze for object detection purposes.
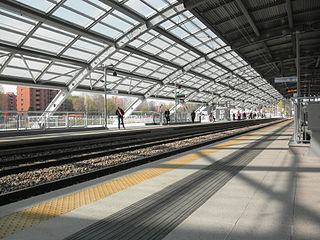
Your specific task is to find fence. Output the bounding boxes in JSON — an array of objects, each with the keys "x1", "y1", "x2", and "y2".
[
  {"x1": 0, "y1": 110, "x2": 196, "y2": 132},
  {"x1": 0, "y1": 111, "x2": 105, "y2": 131}
]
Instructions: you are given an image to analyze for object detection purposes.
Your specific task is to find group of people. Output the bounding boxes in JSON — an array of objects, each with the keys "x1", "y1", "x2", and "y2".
[
  {"x1": 115, "y1": 107, "x2": 197, "y2": 129},
  {"x1": 232, "y1": 112, "x2": 265, "y2": 120},
  {"x1": 164, "y1": 109, "x2": 197, "y2": 124}
]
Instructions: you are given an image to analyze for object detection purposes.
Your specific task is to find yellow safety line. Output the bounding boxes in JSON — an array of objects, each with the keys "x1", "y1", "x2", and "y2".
[{"x1": 0, "y1": 120, "x2": 290, "y2": 239}]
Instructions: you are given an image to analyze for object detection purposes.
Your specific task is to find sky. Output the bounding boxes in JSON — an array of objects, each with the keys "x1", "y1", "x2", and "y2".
[{"x1": 1, "y1": 84, "x2": 17, "y2": 93}]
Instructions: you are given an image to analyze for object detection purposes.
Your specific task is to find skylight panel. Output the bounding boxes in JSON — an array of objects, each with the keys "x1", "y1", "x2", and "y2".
[
  {"x1": 170, "y1": 26, "x2": 189, "y2": 39},
  {"x1": 24, "y1": 38, "x2": 64, "y2": 54},
  {"x1": 172, "y1": 58, "x2": 188, "y2": 66},
  {"x1": 159, "y1": 51, "x2": 175, "y2": 61},
  {"x1": 63, "y1": 48, "x2": 95, "y2": 61},
  {"x1": 117, "y1": 62, "x2": 138, "y2": 72},
  {"x1": 166, "y1": 46, "x2": 184, "y2": 56},
  {"x1": 34, "y1": 25, "x2": 75, "y2": 45},
  {"x1": 124, "y1": 56, "x2": 145, "y2": 66},
  {"x1": 102, "y1": 14, "x2": 133, "y2": 33},
  {"x1": 91, "y1": 23, "x2": 122, "y2": 39},
  {"x1": 140, "y1": 44, "x2": 162, "y2": 55},
  {"x1": 150, "y1": 38, "x2": 171, "y2": 49},
  {"x1": 145, "y1": 0, "x2": 169, "y2": 11},
  {"x1": 53, "y1": 7, "x2": 92, "y2": 27},
  {"x1": 160, "y1": 20, "x2": 175, "y2": 30},
  {"x1": 65, "y1": 0, "x2": 103, "y2": 19},
  {"x1": 112, "y1": 10, "x2": 139, "y2": 25},
  {"x1": 72, "y1": 38, "x2": 104, "y2": 54},
  {"x1": 185, "y1": 36, "x2": 201, "y2": 46},
  {"x1": 135, "y1": 68, "x2": 153, "y2": 75},
  {"x1": 124, "y1": 0, "x2": 156, "y2": 18},
  {"x1": 0, "y1": 29, "x2": 24, "y2": 45},
  {"x1": 15, "y1": 0, "x2": 54, "y2": 13}
]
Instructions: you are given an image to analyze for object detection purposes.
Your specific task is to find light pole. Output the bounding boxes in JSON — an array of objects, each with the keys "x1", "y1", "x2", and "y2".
[
  {"x1": 102, "y1": 65, "x2": 117, "y2": 129},
  {"x1": 104, "y1": 66, "x2": 108, "y2": 129}
]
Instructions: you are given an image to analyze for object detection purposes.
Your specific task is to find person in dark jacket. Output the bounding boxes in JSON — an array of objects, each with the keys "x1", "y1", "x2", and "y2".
[
  {"x1": 164, "y1": 109, "x2": 170, "y2": 124},
  {"x1": 115, "y1": 106, "x2": 125, "y2": 129},
  {"x1": 191, "y1": 110, "x2": 196, "y2": 123}
]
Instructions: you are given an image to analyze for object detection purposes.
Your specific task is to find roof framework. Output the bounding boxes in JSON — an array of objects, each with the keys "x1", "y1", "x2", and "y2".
[
  {"x1": 0, "y1": 0, "x2": 283, "y2": 111},
  {"x1": 183, "y1": 0, "x2": 320, "y2": 98}
]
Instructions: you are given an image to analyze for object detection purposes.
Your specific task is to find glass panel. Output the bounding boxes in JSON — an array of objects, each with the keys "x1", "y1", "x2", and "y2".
[
  {"x1": 72, "y1": 38, "x2": 104, "y2": 54},
  {"x1": 125, "y1": 0, "x2": 156, "y2": 18},
  {"x1": 24, "y1": 38, "x2": 64, "y2": 54},
  {"x1": 15, "y1": 0, "x2": 54, "y2": 13},
  {"x1": 53, "y1": 7, "x2": 92, "y2": 27},
  {"x1": 65, "y1": 0, "x2": 103, "y2": 19},
  {"x1": 159, "y1": 52, "x2": 175, "y2": 61},
  {"x1": 90, "y1": 23, "x2": 122, "y2": 39},
  {"x1": 112, "y1": 10, "x2": 139, "y2": 25},
  {"x1": 34, "y1": 25, "x2": 75, "y2": 45},
  {"x1": 170, "y1": 26, "x2": 189, "y2": 39},
  {"x1": 140, "y1": 44, "x2": 161, "y2": 55},
  {"x1": 145, "y1": 0, "x2": 169, "y2": 11},
  {"x1": 117, "y1": 62, "x2": 137, "y2": 72},
  {"x1": 63, "y1": 48, "x2": 94, "y2": 61},
  {"x1": 102, "y1": 14, "x2": 133, "y2": 32},
  {"x1": 0, "y1": 29, "x2": 24, "y2": 45}
]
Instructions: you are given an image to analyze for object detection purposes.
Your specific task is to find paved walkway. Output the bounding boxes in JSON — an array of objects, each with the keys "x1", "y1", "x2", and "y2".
[{"x1": 1, "y1": 121, "x2": 319, "y2": 240}]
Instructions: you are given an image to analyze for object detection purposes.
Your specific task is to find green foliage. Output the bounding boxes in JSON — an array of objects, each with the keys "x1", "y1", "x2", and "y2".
[
  {"x1": 277, "y1": 101, "x2": 284, "y2": 109},
  {"x1": 140, "y1": 106, "x2": 149, "y2": 114},
  {"x1": 107, "y1": 100, "x2": 117, "y2": 115}
]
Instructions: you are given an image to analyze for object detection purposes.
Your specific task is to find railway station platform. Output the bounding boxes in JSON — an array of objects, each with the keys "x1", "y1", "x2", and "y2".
[
  {"x1": 0, "y1": 120, "x2": 319, "y2": 240},
  {"x1": 0, "y1": 119, "x2": 273, "y2": 148}
]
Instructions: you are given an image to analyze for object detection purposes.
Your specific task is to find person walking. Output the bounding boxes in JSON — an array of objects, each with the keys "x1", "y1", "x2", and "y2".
[
  {"x1": 191, "y1": 110, "x2": 196, "y2": 123},
  {"x1": 164, "y1": 109, "x2": 170, "y2": 124},
  {"x1": 115, "y1": 106, "x2": 125, "y2": 129}
]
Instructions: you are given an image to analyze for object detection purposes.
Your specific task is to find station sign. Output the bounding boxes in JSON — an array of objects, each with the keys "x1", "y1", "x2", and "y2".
[
  {"x1": 287, "y1": 89, "x2": 297, "y2": 93},
  {"x1": 274, "y1": 76, "x2": 297, "y2": 83},
  {"x1": 175, "y1": 94, "x2": 185, "y2": 99},
  {"x1": 107, "y1": 90, "x2": 118, "y2": 94}
]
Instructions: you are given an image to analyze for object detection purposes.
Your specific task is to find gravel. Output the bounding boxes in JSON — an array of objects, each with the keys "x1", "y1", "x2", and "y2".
[{"x1": 0, "y1": 122, "x2": 274, "y2": 194}]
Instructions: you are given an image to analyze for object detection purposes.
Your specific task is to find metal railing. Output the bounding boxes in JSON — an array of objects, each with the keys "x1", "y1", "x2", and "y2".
[
  {"x1": 0, "y1": 111, "x2": 165, "y2": 131},
  {"x1": 0, "y1": 111, "x2": 106, "y2": 131}
]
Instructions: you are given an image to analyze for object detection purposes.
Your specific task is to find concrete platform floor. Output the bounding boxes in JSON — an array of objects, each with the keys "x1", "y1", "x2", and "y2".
[{"x1": 0, "y1": 120, "x2": 319, "y2": 240}]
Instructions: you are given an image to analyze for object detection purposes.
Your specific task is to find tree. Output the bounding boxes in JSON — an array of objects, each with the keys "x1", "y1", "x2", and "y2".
[
  {"x1": 72, "y1": 96, "x2": 85, "y2": 112},
  {"x1": 107, "y1": 100, "x2": 117, "y2": 115},
  {"x1": 0, "y1": 85, "x2": 8, "y2": 110},
  {"x1": 141, "y1": 106, "x2": 149, "y2": 114}
]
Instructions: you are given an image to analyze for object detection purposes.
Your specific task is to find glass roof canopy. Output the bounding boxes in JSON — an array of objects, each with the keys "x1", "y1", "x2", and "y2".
[{"x1": 0, "y1": 0, "x2": 283, "y2": 112}]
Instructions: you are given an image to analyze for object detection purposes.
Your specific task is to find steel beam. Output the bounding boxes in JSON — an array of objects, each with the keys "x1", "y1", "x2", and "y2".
[
  {"x1": 154, "y1": 27, "x2": 275, "y2": 103},
  {"x1": 0, "y1": 43, "x2": 88, "y2": 67},
  {"x1": 99, "y1": 0, "x2": 144, "y2": 23},
  {"x1": 124, "y1": 98, "x2": 145, "y2": 118},
  {"x1": 235, "y1": 0, "x2": 260, "y2": 37},
  {"x1": 0, "y1": 1, "x2": 114, "y2": 45},
  {"x1": 286, "y1": 0, "x2": 294, "y2": 29}
]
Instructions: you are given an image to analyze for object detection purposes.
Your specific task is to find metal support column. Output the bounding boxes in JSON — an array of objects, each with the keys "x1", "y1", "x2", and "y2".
[
  {"x1": 294, "y1": 32, "x2": 300, "y2": 143},
  {"x1": 174, "y1": 81, "x2": 177, "y2": 123},
  {"x1": 104, "y1": 67, "x2": 108, "y2": 129}
]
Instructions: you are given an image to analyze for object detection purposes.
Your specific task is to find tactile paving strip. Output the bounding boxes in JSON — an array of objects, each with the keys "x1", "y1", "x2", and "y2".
[
  {"x1": 65, "y1": 122, "x2": 292, "y2": 240},
  {"x1": 0, "y1": 121, "x2": 289, "y2": 239}
]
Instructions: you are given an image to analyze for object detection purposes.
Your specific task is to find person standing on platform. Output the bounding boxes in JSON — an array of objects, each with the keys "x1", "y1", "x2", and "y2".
[
  {"x1": 116, "y1": 106, "x2": 125, "y2": 129},
  {"x1": 191, "y1": 110, "x2": 196, "y2": 123},
  {"x1": 164, "y1": 109, "x2": 170, "y2": 124}
]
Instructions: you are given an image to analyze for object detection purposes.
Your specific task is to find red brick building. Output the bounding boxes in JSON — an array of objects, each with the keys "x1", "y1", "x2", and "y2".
[
  {"x1": 17, "y1": 87, "x2": 59, "y2": 111},
  {"x1": 6, "y1": 92, "x2": 17, "y2": 111}
]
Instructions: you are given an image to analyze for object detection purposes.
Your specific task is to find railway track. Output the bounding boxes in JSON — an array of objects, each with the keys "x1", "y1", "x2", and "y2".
[
  {"x1": 0, "y1": 119, "x2": 288, "y2": 205},
  {"x1": 0, "y1": 120, "x2": 270, "y2": 174}
]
